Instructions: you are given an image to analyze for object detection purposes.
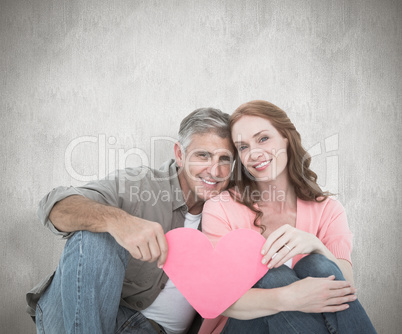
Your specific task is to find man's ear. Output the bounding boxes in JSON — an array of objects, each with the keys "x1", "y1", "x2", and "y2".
[{"x1": 174, "y1": 142, "x2": 184, "y2": 167}]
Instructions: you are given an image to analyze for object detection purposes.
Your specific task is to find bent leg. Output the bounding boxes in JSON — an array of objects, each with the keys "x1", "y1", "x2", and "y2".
[
  {"x1": 222, "y1": 266, "x2": 329, "y2": 334},
  {"x1": 36, "y1": 231, "x2": 128, "y2": 334},
  {"x1": 293, "y1": 253, "x2": 345, "y2": 280},
  {"x1": 294, "y1": 254, "x2": 377, "y2": 334}
]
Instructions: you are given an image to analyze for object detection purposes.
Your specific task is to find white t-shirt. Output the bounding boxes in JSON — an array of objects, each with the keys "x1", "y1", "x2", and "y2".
[{"x1": 140, "y1": 212, "x2": 201, "y2": 334}]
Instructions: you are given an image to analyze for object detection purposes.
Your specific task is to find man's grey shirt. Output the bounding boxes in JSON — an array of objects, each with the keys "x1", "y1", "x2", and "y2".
[{"x1": 27, "y1": 159, "x2": 189, "y2": 316}]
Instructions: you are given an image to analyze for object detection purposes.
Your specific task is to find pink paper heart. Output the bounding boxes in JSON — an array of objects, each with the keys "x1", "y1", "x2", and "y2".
[{"x1": 163, "y1": 228, "x2": 268, "y2": 319}]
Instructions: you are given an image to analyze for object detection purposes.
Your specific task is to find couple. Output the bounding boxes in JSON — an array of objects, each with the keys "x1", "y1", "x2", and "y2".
[{"x1": 27, "y1": 100, "x2": 376, "y2": 333}]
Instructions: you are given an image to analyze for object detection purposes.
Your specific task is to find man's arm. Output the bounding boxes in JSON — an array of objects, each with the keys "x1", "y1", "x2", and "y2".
[{"x1": 48, "y1": 195, "x2": 168, "y2": 267}]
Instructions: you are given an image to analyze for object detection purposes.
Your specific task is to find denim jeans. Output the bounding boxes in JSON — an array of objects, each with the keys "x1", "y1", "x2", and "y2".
[
  {"x1": 222, "y1": 254, "x2": 377, "y2": 334},
  {"x1": 35, "y1": 231, "x2": 165, "y2": 334}
]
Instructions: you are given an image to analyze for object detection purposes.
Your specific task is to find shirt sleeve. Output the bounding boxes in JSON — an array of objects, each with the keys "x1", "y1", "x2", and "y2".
[
  {"x1": 37, "y1": 169, "x2": 141, "y2": 238},
  {"x1": 201, "y1": 198, "x2": 233, "y2": 247},
  {"x1": 318, "y1": 199, "x2": 353, "y2": 265}
]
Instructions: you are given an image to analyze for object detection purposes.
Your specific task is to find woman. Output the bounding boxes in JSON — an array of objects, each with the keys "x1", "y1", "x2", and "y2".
[{"x1": 199, "y1": 100, "x2": 376, "y2": 333}]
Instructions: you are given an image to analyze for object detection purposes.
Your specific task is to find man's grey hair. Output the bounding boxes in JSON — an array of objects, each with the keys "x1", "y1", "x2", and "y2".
[{"x1": 178, "y1": 107, "x2": 231, "y2": 151}]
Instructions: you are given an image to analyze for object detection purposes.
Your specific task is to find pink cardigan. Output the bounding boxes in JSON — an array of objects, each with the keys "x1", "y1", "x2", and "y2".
[{"x1": 199, "y1": 191, "x2": 353, "y2": 334}]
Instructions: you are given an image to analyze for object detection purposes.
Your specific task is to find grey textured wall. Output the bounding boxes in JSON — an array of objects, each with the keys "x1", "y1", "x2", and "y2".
[{"x1": 1, "y1": 0, "x2": 401, "y2": 333}]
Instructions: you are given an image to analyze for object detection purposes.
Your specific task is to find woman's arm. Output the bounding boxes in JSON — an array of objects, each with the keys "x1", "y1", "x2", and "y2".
[
  {"x1": 259, "y1": 224, "x2": 354, "y2": 284},
  {"x1": 223, "y1": 275, "x2": 356, "y2": 319},
  {"x1": 260, "y1": 199, "x2": 354, "y2": 283},
  {"x1": 202, "y1": 197, "x2": 356, "y2": 320}
]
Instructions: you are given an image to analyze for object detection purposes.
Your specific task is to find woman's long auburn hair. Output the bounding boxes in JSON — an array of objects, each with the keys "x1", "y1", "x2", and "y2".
[{"x1": 229, "y1": 100, "x2": 331, "y2": 232}]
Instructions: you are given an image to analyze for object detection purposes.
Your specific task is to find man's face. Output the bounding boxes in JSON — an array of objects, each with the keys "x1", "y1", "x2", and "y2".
[{"x1": 175, "y1": 133, "x2": 234, "y2": 210}]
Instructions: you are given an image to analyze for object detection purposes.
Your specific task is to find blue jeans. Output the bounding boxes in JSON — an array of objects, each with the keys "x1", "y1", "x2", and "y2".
[
  {"x1": 222, "y1": 254, "x2": 377, "y2": 334},
  {"x1": 35, "y1": 231, "x2": 165, "y2": 334}
]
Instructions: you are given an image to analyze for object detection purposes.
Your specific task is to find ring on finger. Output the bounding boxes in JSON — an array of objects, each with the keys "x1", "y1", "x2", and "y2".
[{"x1": 284, "y1": 244, "x2": 292, "y2": 251}]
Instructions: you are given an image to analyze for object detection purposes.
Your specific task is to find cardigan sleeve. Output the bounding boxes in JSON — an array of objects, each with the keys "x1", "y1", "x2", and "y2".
[{"x1": 317, "y1": 199, "x2": 353, "y2": 265}]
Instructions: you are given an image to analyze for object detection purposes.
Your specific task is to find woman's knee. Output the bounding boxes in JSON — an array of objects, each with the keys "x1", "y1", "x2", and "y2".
[
  {"x1": 254, "y1": 265, "x2": 299, "y2": 289},
  {"x1": 293, "y1": 254, "x2": 344, "y2": 280}
]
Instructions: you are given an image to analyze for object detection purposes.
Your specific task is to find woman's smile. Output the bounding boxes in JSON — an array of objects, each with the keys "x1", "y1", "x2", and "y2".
[{"x1": 253, "y1": 159, "x2": 273, "y2": 171}]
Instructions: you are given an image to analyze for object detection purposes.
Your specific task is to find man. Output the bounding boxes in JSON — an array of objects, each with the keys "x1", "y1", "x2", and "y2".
[{"x1": 26, "y1": 107, "x2": 234, "y2": 333}]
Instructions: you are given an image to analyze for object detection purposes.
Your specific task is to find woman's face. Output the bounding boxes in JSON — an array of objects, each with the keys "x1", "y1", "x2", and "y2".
[{"x1": 231, "y1": 115, "x2": 289, "y2": 182}]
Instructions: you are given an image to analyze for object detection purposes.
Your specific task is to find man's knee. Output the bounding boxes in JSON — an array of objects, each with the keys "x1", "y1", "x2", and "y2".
[
  {"x1": 62, "y1": 231, "x2": 128, "y2": 269},
  {"x1": 293, "y1": 253, "x2": 345, "y2": 280},
  {"x1": 254, "y1": 265, "x2": 299, "y2": 289}
]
